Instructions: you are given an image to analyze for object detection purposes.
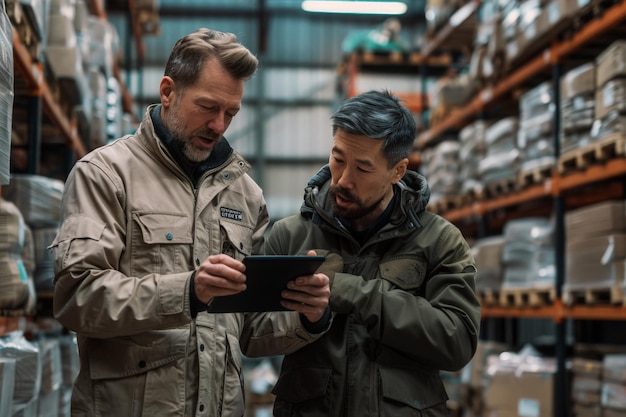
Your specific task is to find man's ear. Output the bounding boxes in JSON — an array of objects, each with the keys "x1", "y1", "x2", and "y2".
[
  {"x1": 392, "y1": 158, "x2": 409, "y2": 183},
  {"x1": 160, "y1": 76, "x2": 175, "y2": 106}
]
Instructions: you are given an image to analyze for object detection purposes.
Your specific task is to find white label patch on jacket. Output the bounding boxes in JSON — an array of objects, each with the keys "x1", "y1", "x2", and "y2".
[{"x1": 220, "y1": 207, "x2": 243, "y2": 221}]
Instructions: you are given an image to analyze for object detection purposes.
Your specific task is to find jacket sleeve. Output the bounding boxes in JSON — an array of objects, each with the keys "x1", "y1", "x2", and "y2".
[
  {"x1": 50, "y1": 158, "x2": 193, "y2": 338},
  {"x1": 330, "y1": 222, "x2": 481, "y2": 372},
  {"x1": 239, "y1": 310, "x2": 330, "y2": 358}
]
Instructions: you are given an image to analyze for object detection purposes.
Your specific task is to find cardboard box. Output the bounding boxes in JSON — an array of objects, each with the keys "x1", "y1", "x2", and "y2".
[
  {"x1": 566, "y1": 201, "x2": 626, "y2": 242},
  {"x1": 596, "y1": 41, "x2": 626, "y2": 89},
  {"x1": 566, "y1": 233, "x2": 626, "y2": 287},
  {"x1": 604, "y1": 354, "x2": 626, "y2": 383},
  {"x1": 561, "y1": 62, "x2": 596, "y2": 101},
  {"x1": 486, "y1": 368, "x2": 554, "y2": 417},
  {"x1": 468, "y1": 340, "x2": 509, "y2": 388},
  {"x1": 602, "y1": 382, "x2": 626, "y2": 410},
  {"x1": 595, "y1": 79, "x2": 626, "y2": 120}
]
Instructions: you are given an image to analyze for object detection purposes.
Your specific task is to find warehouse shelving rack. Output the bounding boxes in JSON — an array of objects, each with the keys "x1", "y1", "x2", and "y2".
[
  {"x1": 409, "y1": 0, "x2": 626, "y2": 416},
  {"x1": 1, "y1": 0, "x2": 146, "y2": 336}
]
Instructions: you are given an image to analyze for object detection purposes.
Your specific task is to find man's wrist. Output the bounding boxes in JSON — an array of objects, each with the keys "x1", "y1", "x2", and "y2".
[{"x1": 300, "y1": 305, "x2": 331, "y2": 334}]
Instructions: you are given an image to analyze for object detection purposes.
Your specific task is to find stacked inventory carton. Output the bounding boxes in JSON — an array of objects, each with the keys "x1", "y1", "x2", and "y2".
[
  {"x1": 0, "y1": 199, "x2": 36, "y2": 312},
  {"x1": 501, "y1": 217, "x2": 555, "y2": 290},
  {"x1": 517, "y1": 81, "x2": 555, "y2": 173},
  {"x1": 2, "y1": 175, "x2": 64, "y2": 292},
  {"x1": 595, "y1": 41, "x2": 626, "y2": 121},
  {"x1": 484, "y1": 346, "x2": 557, "y2": 417},
  {"x1": 602, "y1": 354, "x2": 626, "y2": 416},
  {"x1": 471, "y1": 235, "x2": 506, "y2": 298},
  {"x1": 560, "y1": 62, "x2": 596, "y2": 154},
  {"x1": 590, "y1": 41, "x2": 626, "y2": 153},
  {"x1": 459, "y1": 120, "x2": 489, "y2": 197},
  {"x1": 563, "y1": 200, "x2": 626, "y2": 305},
  {"x1": 0, "y1": 357, "x2": 16, "y2": 417},
  {"x1": 479, "y1": 117, "x2": 520, "y2": 187},
  {"x1": 570, "y1": 357, "x2": 603, "y2": 417},
  {"x1": 422, "y1": 139, "x2": 462, "y2": 203}
]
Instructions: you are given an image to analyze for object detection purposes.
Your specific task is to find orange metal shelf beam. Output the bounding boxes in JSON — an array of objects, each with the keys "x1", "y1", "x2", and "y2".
[
  {"x1": 439, "y1": 204, "x2": 478, "y2": 223},
  {"x1": 12, "y1": 30, "x2": 86, "y2": 158},
  {"x1": 0, "y1": 316, "x2": 25, "y2": 336},
  {"x1": 482, "y1": 303, "x2": 626, "y2": 321},
  {"x1": 556, "y1": 158, "x2": 626, "y2": 191}
]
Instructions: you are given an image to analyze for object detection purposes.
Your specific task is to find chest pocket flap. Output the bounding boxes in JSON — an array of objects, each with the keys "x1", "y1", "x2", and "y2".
[
  {"x1": 220, "y1": 220, "x2": 253, "y2": 257},
  {"x1": 378, "y1": 258, "x2": 426, "y2": 290},
  {"x1": 133, "y1": 212, "x2": 193, "y2": 244}
]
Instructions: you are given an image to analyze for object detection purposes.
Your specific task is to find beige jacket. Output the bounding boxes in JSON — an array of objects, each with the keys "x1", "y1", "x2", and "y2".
[{"x1": 51, "y1": 106, "x2": 322, "y2": 417}]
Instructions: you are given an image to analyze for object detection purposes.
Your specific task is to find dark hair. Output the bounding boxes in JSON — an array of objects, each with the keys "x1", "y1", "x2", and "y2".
[
  {"x1": 331, "y1": 90, "x2": 417, "y2": 167},
  {"x1": 164, "y1": 28, "x2": 258, "y2": 90}
]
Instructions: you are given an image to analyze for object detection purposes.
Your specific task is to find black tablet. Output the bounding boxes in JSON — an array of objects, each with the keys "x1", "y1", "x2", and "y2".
[{"x1": 206, "y1": 255, "x2": 326, "y2": 313}]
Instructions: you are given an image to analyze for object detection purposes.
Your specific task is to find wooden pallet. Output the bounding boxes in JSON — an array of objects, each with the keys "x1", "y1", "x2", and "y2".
[
  {"x1": 460, "y1": 184, "x2": 485, "y2": 204},
  {"x1": 483, "y1": 177, "x2": 518, "y2": 199},
  {"x1": 518, "y1": 163, "x2": 553, "y2": 189},
  {"x1": 557, "y1": 133, "x2": 626, "y2": 174},
  {"x1": 476, "y1": 288, "x2": 500, "y2": 306},
  {"x1": 562, "y1": 283, "x2": 625, "y2": 306},
  {"x1": 499, "y1": 286, "x2": 556, "y2": 307},
  {"x1": 428, "y1": 194, "x2": 464, "y2": 214}
]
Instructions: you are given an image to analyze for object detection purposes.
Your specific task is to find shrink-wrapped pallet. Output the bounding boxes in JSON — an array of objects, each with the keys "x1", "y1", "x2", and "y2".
[{"x1": 0, "y1": 0, "x2": 13, "y2": 185}]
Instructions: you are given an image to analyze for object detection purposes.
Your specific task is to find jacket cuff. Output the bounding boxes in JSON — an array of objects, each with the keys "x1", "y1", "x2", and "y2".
[
  {"x1": 189, "y1": 271, "x2": 209, "y2": 318},
  {"x1": 300, "y1": 305, "x2": 331, "y2": 334}
]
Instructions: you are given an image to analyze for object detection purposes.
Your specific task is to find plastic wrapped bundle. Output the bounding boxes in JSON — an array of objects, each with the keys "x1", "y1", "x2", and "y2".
[
  {"x1": 0, "y1": 200, "x2": 32, "y2": 310},
  {"x1": 0, "y1": 332, "x2": 42, "y2": 410},
  {"x1": 0, "y1": 357, "x2": 16, "y2": 417},
  {"x1": 472, "y1": 235, "x2": 506, "y2": 292},
  {"x1": 501, "y1": 217, "x2": 555, "y2": 288},
  {"x1": 2, "y1": 174, "x2": 65, "y2": 228},
  {"x1": 0, "y1": 0, "x2": 14, "y2": 185},
  {"x1": 33, "y1": 227, "x2": 58, "y2": 291}
]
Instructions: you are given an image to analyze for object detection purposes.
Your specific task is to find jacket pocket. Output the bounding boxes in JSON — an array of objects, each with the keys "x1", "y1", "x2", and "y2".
[
  {"x1": 131, "y1": 211, "x2": 192, "y2": 276},
  {"x1": 85, "y1": 330, "x2": 188, "y2": 417},
  {"x1": 272, "y1": 367, "x2": 332, "y2": 416},
  {"x1": 220, "y1": 220, "x2": 252, "y2": 260},
  {"x1": 88, "y1": 330, "x2": 188, "y2": 379},
  {"x1": 379, "y1": 367, "x2": 448, "y2": 417},
  {"x1": 378, "y1": 257, "x2": 427, "y2": 291}
]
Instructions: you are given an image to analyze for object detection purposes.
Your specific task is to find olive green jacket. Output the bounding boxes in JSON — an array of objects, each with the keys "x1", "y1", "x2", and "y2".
[
  {"x1": 264, "y1": 166, "x2": 481, "y2": 417},
  {"x1": 50, "y1": 106, "x2": 326, "y2": 417}
]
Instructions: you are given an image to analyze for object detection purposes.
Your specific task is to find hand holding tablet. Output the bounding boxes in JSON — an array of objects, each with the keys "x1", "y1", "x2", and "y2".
[{"x1": 206, "y1": 255, "x2": 326, "y2": 313}]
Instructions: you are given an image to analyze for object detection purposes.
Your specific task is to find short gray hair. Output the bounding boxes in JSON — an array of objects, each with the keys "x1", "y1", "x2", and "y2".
[{"x1": 331, "y1": 90, "x2": 417, "y2": 167}]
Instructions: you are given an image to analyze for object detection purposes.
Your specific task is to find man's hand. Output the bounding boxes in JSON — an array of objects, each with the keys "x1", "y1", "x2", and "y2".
[
  {"x1": 194, "y1": 254, "x2": 247, "y2": 304},
  {"x1": 280, "y1": 250, "x2": 331, "y2": 323}
]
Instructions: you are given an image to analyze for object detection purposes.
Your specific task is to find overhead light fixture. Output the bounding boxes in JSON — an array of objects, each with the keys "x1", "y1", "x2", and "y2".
[{"x1": 301, "y1": 1, "x2": 408, "y2": 15}]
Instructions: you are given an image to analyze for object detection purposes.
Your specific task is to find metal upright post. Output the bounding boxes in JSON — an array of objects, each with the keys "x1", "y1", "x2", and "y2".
[{"x1": 552, "y1": 60, "x2": 568, "y2": 417}]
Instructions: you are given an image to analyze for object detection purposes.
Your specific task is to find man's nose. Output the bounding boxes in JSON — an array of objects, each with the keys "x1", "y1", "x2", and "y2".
[{"x1": 207, "y1": 114, "x2": 226, "y2": 134}]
